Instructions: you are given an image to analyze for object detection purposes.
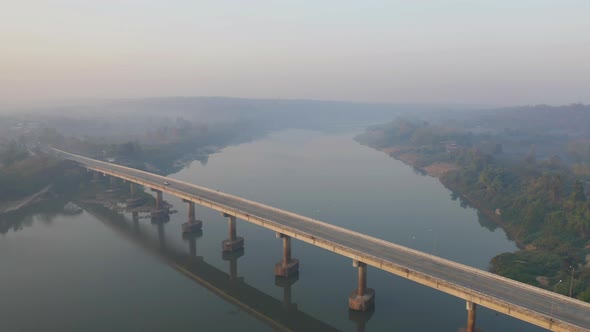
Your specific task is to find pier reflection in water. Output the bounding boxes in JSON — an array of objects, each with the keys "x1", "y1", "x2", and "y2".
[{"x1": 86, "y1": 205, "x2": 343, "y2": 332}]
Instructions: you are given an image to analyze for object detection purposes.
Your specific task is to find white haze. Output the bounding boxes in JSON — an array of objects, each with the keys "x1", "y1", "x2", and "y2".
[{"x1": 1, "y1": 1, "x2": 589, "y2": 107}]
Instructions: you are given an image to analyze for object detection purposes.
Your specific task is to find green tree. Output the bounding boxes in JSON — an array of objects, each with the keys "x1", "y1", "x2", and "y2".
[
  {"x1": 0, "y1": 139, "x2": 28, "y2": 166},
  {"x1": 571, "y1": 180, "x2": 586, "y2": 202}
]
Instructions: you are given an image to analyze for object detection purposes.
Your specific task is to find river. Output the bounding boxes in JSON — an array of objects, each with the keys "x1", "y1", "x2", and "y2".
[{"x1": 0, "y1": 129, "x2": 545, "y2": 331}]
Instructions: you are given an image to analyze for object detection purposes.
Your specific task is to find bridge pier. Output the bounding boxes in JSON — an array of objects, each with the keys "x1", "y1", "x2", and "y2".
[
  {"x1": 182, "y1": 199, "x2": 202, "y2": 233},
  {"x1": 348, "y1": 260, "x2": 375, "y2": 311},
  {"x1": 150, "y1": 188, "x2": 169, "y2": 221},
  {"x1": 275, "y1": 233, "x2": 299, "y2": 277},
  {"x1": 126, "y1": 183, "x2": 144, "y2": 207},
  {"x1": 221, "y1": 213, "x2": 244, "y2": 252},
  {"x1": 188, "y1": 201, "x2": 195, "y2": 220},
  {"x1": 150, "y1": 189, "x2": 163, "y2": 209},
  {"x1": 466, "y1": 301, "x2": 477, "y2": 332}
]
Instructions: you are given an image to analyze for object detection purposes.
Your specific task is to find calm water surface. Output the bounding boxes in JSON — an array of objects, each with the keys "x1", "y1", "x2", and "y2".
[{"x1": 0, "y1": 129, "x2": 544, "y2": 331}]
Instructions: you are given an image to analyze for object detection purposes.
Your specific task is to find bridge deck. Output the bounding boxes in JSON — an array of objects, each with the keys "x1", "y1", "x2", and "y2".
[{"x1": 54, "y1": 149, "x2": 590, "y2": 332}]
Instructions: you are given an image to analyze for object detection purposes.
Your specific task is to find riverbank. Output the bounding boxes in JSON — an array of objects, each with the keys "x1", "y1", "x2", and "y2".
[
  {"x1": 0, "y1": 185, "x2": 53, "y2": 215},
  {"x1": 381, "y1": 148, "x2": 523, "y2": 243},
  {"x1": 439, "y1": 176, "x2": 528, "y2": 248},
  {"x1": 356, "y1": 118, "x2": 590, "y2": 300}
]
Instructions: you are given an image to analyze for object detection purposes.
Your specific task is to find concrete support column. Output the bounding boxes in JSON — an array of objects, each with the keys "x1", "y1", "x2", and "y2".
[
  {"x1": 150, "y1": 189, "x2": 163, "y2": 209},
  {"x1": 126, "y1": 185, "x2": 144, "y2": 208},
  {"x1": 357, "y1": 262, "x2": 367, "y2": 296},
  {"x1": 188, "y1": 201, "x2": 195, "y2": 221},
  {"x1": 155, "y1": 190, "x2": 162, "y2": 209},
  {"x1": 150, "y1": 189, "x2": 168, "y2": 221},
  {"x1": 274, "y1": 233, "x2": 299, "y2": 277},
  {"x1": 228, "y1": 215, "x2": 237, "y2": 240},
  {"x1": 221, "y1": 213, "x2": 244, "y2": 252},
  {"x1": 110, "y1": 175, "x2": 116, "y2": 187},
  {"x1": 466, "y1": 301, "x2": 477, "y2": 332},
  {"x1": 348, "y1": 260, "x2": 375, "y2": 311},
  {"x1": 182, "y1": 199, "x2": 202, "y2": 233},
  {"x1": 283, "y1": 236, "x2": 291, "y2": 262}
]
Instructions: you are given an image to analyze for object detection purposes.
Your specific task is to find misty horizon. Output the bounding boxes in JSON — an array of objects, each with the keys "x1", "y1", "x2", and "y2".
[
  {"x1": 1, "y1": 95, "x2": 587, "y2": 115},
  {"x1": 2, "y1": 1, "x2": 589, "y2": 107}
]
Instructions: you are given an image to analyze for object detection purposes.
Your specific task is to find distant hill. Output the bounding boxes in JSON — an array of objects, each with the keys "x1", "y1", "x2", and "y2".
[
  {"x1": 4, "y1": 96, "x2": 482, "y2": 142},
  {"x1": 456, "y1": 104, "x2": 590, "y2": 138}
]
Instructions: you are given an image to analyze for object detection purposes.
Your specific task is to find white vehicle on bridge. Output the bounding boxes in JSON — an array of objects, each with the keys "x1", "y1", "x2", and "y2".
[{"x1": 163, "y1": 181, "x2": 170, "y2": 186}]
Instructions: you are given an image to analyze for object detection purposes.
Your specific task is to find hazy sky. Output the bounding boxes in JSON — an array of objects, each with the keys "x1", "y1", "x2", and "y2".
[{"x1": 2, "y1": 1, "x2": 589, "y2": 106}]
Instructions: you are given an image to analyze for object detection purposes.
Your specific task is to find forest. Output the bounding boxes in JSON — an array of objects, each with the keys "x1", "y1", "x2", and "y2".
[{"x1": 356, "y1": 104, "x2": 590, "y2": 301}]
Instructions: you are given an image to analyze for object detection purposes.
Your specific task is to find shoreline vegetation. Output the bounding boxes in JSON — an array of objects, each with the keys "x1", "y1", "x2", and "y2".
[
  {"x1": 0, "y1": 165, "x2": 158, "y2": 235},
  {"x1": 0, "y1": 156, "x2": 86, "y2": 233},
  {"x1": 0, "y1": 185, "x2": 53, "y2": 215},
  {"x1": 0, "y1": 153, "x2": 83, "y2": 212},
  {"x1": 356, "y1": 113, "x2": 590, "y2": 302},
  {"x1": 382, "y1": 146, "x2": 526, "y2": 248},
  {"x1": 0, "y1": 117, "x2": 269, "y2": 215}
]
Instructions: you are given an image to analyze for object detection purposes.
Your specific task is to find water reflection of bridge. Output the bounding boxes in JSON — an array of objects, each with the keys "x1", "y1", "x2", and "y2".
[{"x1": 85, "y1": 205, "x2": 371, "y2": 332}]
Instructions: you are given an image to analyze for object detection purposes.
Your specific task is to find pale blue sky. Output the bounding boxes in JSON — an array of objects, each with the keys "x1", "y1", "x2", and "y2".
[{"x1": 1, "y1": 1, "x2": 589, "y2": 105}]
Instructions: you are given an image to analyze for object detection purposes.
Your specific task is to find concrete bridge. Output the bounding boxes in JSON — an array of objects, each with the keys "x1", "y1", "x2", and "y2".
[{"x1": 53, "y1": 148, "x2": 590, "y2": 332}]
